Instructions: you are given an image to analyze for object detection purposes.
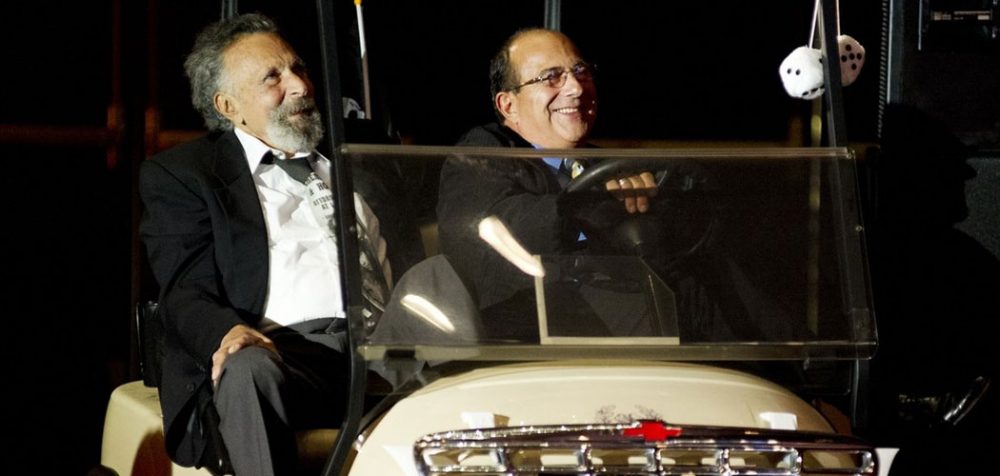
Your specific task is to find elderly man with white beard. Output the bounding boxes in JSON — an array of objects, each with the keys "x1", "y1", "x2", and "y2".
[{"x1": 139, "y1": 13, "x2": 389, "y2": 476}]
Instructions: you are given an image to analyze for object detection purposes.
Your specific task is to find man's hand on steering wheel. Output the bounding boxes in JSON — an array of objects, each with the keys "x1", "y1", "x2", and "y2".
[{"x1": 604, "y1": 171, "x2": 658, "y2": 214}]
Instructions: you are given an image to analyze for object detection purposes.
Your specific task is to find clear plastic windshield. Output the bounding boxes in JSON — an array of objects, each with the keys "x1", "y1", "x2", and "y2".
[{"x1": 346, "y1": 145, "x2": 875, "y2": 366}]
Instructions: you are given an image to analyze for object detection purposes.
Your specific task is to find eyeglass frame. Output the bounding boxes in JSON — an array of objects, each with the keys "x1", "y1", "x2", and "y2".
[{"x1": 508, "y1": 62, "x2": 597, "y2": 92}]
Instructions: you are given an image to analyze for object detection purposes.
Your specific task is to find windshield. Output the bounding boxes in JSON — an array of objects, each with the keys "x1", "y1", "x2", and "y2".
[{"x1": 345, "y1": 145, "x2": 875, "y2": 365}]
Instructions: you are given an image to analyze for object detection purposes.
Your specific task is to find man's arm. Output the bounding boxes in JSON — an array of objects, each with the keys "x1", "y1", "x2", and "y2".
[
  {"x1": 139, "y1": 159, "x2": 255, "y2": 368},
  {"x1": 439, "y1": 156, "x2": 574, "y2": 254},
  {"x1": 439, "y1": 124, "x2": 577, "y2": 255}
]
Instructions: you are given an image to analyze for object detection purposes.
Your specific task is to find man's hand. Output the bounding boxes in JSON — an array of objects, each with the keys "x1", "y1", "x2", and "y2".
[
  {"x1": 605, "y1": 171, "x2": 657, "y2": 214},
  {"x1": 211, "y1": 324, "x2": 278, "y2": 388}
]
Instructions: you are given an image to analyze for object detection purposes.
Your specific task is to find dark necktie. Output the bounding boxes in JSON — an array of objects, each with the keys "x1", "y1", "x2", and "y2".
[
  {"x1": 271, "y1": 153, "x2": 390, "y2": 330},
  {"x1": 556, "y1": 160, "x2": 572, "y2": 188},
  {"x1": 556, "y1": 158, "x2": 585, "y2": 188}
]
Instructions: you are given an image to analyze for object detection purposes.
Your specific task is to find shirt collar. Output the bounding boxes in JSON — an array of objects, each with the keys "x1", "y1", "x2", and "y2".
[
  {"x1": 530, "y1": 142, "x2": 562, "y2": 171},
  {"x1": 233, "y1": 127, "x2": 313, "y2": 171}
]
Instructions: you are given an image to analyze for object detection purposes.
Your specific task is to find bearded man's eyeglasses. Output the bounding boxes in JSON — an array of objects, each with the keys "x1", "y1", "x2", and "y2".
[{"x1": 510, "y1": 62, "x2": 596, "y2": 91}]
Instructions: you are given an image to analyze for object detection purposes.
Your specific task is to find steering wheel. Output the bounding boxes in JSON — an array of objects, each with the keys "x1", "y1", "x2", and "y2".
[
  {"x1": 561, "y1": 158, "x2": 719, "y2": 263},
  {"x1": 564, "y1": 159, "x2": 665, "y2": 194}
]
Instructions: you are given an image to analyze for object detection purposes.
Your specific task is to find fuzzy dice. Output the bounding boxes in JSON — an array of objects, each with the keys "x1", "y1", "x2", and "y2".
[
  {"x1": 837, "y1": 35, "x2": 865, "y2": 86},
  {"x1": 779, "y1": 46, "x2": 825, "y2": 100}
]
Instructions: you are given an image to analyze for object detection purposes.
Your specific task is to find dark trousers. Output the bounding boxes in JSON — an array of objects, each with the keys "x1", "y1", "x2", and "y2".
[{"x1": 213, "y1": 319, "x2": 348, "y2": 476}]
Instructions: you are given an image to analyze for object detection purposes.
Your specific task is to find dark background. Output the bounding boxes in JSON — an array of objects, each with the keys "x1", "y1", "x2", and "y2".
[{"x1": 0, "y1": 1, "x2": 996, "y2": 474}]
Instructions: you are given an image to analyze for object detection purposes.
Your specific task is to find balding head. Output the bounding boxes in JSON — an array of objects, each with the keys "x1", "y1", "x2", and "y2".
[{"x1": 490, "y1": 29, "x2": 597, "y2": 148}]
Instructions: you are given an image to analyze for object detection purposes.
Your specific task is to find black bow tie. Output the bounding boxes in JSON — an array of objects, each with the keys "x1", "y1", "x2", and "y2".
[{"x1": 266, "y1": 152, "x2": 315, "y2": 183}]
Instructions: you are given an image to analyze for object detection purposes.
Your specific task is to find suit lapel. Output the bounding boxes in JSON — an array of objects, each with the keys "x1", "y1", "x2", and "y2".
[{"x1": 494, "y1": 125, "x2": 564, "y2": 193}]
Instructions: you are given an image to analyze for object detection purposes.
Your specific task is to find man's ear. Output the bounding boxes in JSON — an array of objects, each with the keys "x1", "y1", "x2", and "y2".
[
  {"x1": 495, "y1": 91, "x2": 517, "y2": 123},
  {"x1": 214, "y1": 92, "x2": 243, "y2": 126}
]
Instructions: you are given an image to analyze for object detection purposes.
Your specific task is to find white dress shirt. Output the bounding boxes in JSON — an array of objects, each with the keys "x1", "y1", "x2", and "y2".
[{"x1": 233, "y1": 128, "x2": 389, "y2": 328}]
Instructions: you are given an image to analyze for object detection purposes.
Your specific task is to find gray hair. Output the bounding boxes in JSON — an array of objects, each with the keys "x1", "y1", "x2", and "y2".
[{"x1": 184, "y1": 13, "x2": 279, "y2": 131}]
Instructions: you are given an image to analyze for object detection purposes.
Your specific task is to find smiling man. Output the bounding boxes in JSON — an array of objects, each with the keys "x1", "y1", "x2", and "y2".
[
  {"x1": 139, "y1": 13, "x2": 388, "y2": 476},
  {"x1": 496, "y1": 29, "x2": 596, "y2": 149},
  {"x1": 437, "y1": 28, "x2": 655, "y2": 311}
]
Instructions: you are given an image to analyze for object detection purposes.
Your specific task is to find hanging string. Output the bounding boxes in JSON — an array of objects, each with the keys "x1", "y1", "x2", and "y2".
[
  {"x1": 808, "y1": 0, "x2": 821, "y2": 48},
  {"x1": 355, "y1": 0, "x2": 372, "y2": 119}
]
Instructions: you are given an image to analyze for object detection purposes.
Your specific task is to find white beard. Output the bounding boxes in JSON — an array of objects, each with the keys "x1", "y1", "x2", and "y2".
[{"x1": 266, "y1": 98, "x2": 324, "y2": 153}]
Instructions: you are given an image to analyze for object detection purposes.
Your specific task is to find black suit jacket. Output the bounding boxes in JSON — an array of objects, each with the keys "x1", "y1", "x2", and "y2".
[
  {"x1": 436, "y1": 123, "x2": 580, "y2": 308},
  {"x1": 139, "y1": 130, "x2": 270, "y2": 466}
]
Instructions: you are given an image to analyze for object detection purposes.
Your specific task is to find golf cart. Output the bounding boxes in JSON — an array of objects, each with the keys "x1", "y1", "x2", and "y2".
[{"x1": 101, "y1": 1, "x2": 894, "y2": 475}]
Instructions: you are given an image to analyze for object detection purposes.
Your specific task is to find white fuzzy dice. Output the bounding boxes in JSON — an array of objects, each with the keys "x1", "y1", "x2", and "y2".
[
  {"x1": 837, "y1": 35, "x2": 865, "y2": 86},
  {"x1": 779, "y1": 46, "x2": 825, "y2": 100}
]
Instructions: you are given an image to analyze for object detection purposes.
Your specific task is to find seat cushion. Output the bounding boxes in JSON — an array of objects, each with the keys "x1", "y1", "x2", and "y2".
[{"x1": 101, "y1": 381, "x2": 339, "y2": 476}]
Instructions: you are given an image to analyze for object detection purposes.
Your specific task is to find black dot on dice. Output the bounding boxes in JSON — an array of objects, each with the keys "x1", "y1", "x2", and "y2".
[
  {"x1": 795, "y1": 69, "x2": 801, "y2": 75},
  {"x1": 787, "y1": 68, "x2": 792, "y2": 74},
  {"x1": 851, "y1": 64, "x2": 857, "y2": 70},
  {"x1": 801, "y1": 91, "x2": 809, "y2": 97},
  {"x1": 857, "y1": 53, "x2": 863, "y2": 60},
  {"x1": 841, "y1": 55, "x2": 848, "y2": 62},
  {"x1": 845, "y1": 44, "x2": 852, "y2": 51},
  {"x1": 849, "y1": 53, "x2": 856, "y2": 60}
]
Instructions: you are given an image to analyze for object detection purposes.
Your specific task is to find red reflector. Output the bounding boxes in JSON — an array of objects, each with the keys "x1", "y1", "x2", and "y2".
[{"x1": 623, "y1": 421, "x2": 682, "y2": 442}]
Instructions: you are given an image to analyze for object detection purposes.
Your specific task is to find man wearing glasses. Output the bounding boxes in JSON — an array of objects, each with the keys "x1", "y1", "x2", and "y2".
[
  {"x1": 435, "y1": 29, "x2": 801, "y2": 347},
  {"x1": 437, "y1": 28, "x2": 655, "y2": 313}
]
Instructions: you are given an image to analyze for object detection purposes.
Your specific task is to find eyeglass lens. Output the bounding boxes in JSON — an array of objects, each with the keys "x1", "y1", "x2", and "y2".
[
  {"x1": 517, "y1": 63, "x2": 594, "y2": 90},
  {"x1": 542, "y1": 64, "x2": 593, "y2": 88}
]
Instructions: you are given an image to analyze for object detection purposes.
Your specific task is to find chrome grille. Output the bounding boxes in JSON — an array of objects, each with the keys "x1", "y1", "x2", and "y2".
[{"x1": 414, "y1": 421, "x2": 877, "y2": 475}]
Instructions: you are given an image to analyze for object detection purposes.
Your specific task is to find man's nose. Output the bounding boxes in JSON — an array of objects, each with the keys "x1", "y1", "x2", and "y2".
[
  {"x1": 286, "y1": 71, "x2": 310, "y2": 97},
  {"x1": 560, "y1": 71, "x2": 584, "y2": 96}
]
